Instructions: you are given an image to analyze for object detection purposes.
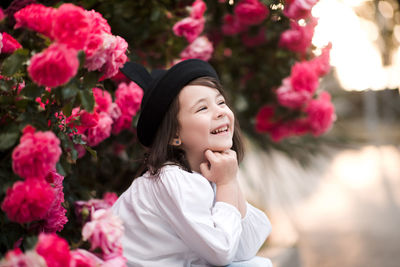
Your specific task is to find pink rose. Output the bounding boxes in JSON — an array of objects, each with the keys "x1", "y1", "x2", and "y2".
[
  {"x1": 93, "y1": 88, "x2": 112, "y2": 113},
  {"x1": 310, "y1": 43, "x2": 332, "y2": 77},
  {"x1": 305, "y1": 91, "x2": 335, "y2": 136},
  {"x1": 0, "y1": 33, "x2": 2, "y2": 53},
  {"x1": 0, "y1": 7, "x2": 4, "y2": 21},
  {"x1": 1, "y1": 249, "x2": 47, "y2": 267},
  {"x1": 1, "y1": 32, "x2": 22, "y2": 53},
  {"x1": 12, "y1": 126, "x2": 62, "y2": 179},
  {"x1": 103, "y1": 192, "x2": 118, "y2": 206},
  {"x1": 255, "y1": 105, "x2": 277, "y2": 132},
  {"x1": 241, "y1": 27, "x2": 266, "y2": 47},
  {"x1": 179, "y1": 36, "x2": 214, "y2": 61},
  {"x1": 284, "y1": 0, "x2": 318, "y2": 20},
  {"x1": 14, "y1": 4, "x2": 56, "y2": 37},
  {"x1": 234, "y1": 0, "x2": 269, "y2": 26},
  {"x1": 111, "y1": 114, "x2": 133, "y2": 135},
  {"x1": 1, "y1": 179, "x2": 55, "y2": 224},
  {"x1": 84, "y1": 33, "x2": 104, "y2": 59},
  {"x1": 191, "y1": 0, "x2": 207, "y2": 19},
  {"x1": 279, "y1": 18, "x2": 317, "y2": 54},
  {"x1": 102, "y1": 35, "x2": 128, "y2": 78},
  {"x1": 173, "y1": 17, "x2": 205, "y2": 43},
  {"x1": 276, "y1": 77, "x2": 312, "y2": 109},
  {"x1": 290, "y1": 61, "x2": 319, "y2": 94},
  {"x1": 102, "y1": 255, "x2": 127, "y2": 267},
  {"x1": 28, "y1": 43, "x2": 79, "y2": 88},
  {"x1": 86, "y1": 112, "x2": 113, "y2": 147},
  {"x1": 82, "y1": 209, "x2": 124, "y2": 256},
  {"x1": 115, "y1": 81, "x2": 143, "y2": 117},
  {"x1": 66, "y1": 108, "x2": 99, "y2": 135},
  {"x1": 221, "y1": 14, "x2": 247, "y2": 36},
  {"x1": 70, "y1": 249, "x2": 103, "y2": 267},
  {"x1": 36, "y1": 233, "x2": 71, "y2": 267},
  {"x1": 85, "y1": 10, "x2": 111, "y2": 35},
  {"x1": 52, "y1": 4, "x2": 90, "y2": 50}
]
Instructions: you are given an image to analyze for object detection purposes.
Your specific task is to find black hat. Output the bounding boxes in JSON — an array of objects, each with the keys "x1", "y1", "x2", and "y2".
[{"x1": 120, "y1": 59, "x2": 220, "y2": 147}]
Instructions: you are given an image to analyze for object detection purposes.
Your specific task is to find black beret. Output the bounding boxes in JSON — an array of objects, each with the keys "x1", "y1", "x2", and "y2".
[{"x1": 120, "y1": 59, "x2": 220, "y2": 147}]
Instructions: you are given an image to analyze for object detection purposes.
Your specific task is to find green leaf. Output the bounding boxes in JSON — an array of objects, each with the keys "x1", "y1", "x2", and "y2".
[
  {"x1": 0, "y1": 131, "x2": 19, "y2": 151},
  {"x1": 1, "y1": 49, "x2": 29, "y2": 77},
  {"x1": 84, "y1": 145, "x2": 97, "y2": 160},
  {"x1": 20, "y1": 84, "x2": 44, "y2": 99},
  {"x1": 62, "y1": 101, "x2": 74, "y2": 117},
  {"x1": 78, "y1": 89, "x2": 95, "y2": 112},
  {"x1": 82, "y1": 71, "x2": 101, "y2": 90},
  {"x1": 62, "y1": 83, "x2": 79, "y2": 100},
  {"x1": 78, "y1": 50, "x2": 86, "y2": 69}
]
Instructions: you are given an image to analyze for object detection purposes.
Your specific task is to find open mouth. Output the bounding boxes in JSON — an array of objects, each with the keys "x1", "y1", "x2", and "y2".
[{"x1": 211, "y1": 125, "x2": 229, "y2": 135}]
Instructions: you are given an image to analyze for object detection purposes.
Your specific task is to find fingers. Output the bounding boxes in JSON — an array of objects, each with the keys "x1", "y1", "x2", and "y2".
[{"x1": 199, "y1": 161, "x2": 210, "y2": 178}]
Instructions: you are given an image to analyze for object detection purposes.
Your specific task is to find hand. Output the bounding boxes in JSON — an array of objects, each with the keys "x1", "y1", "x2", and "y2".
[{"x1": 199, "y1": 149, "x2": 238, "y2": 186}]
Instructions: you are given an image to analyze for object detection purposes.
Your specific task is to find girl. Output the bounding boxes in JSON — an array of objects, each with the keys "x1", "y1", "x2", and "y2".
[{"x1": 112, "y1": 59, "x2": 272, "y2": 267}]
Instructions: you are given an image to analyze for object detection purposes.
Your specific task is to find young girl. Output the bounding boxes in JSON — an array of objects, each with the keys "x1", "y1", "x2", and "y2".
[{"x1": 112, "y1": 59, "x2": 272, "y2": 267}]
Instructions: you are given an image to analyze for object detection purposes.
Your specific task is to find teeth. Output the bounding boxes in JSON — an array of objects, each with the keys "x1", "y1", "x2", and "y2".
[{"x1": 212, "y1": 126, "x2": 228, "y2": 134}]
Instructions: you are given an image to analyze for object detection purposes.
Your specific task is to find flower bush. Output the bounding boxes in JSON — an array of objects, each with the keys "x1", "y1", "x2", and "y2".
[{"x1": 0, "y1": 0, "x2": 336, "y2": 264}]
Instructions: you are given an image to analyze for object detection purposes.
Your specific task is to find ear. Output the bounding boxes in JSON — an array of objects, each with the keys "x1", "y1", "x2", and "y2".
[{"x1": 171, "y1": 137, "x2": 181, "y2": 146}]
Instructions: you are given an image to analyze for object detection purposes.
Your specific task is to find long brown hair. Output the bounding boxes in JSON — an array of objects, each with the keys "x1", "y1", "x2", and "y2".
[{"x1": 142, "y1": 76, "x2": 244, "y2": 176}]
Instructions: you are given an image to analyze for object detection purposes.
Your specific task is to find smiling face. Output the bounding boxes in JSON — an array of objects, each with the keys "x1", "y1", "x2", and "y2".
[{"x1": 177, "y1": 84, "x2": 235, "y2": 168}]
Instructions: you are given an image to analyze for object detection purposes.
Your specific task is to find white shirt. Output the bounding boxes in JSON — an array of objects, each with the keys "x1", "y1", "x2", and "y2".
[{"x1": 111, "y1": 165, "x2": 271, "y2": 267}]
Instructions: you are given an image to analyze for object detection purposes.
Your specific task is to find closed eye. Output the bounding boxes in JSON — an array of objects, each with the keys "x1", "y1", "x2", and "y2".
[
  {"x1": 196, "y1": 106, "x2": 207, "y2": 112},
  {"x1": 218, "y1": 100, "x2": 226, "y2": 105}
]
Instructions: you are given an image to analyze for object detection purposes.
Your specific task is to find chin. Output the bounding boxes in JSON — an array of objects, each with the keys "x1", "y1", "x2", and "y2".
[{"x1": 209, "y1": 142, "x2": 232, "y2": 152}]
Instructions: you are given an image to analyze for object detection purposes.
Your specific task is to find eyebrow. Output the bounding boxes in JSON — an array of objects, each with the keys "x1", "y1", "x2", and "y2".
[{"x1": 190, "y1": 92, "x2": 223, "y2": 111}]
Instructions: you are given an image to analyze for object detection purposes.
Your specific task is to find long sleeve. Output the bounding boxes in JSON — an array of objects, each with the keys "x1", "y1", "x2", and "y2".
[
  {"x1": 152, "y1": 168, "x2": 243, "y2": 266},
  {"x1": 233, "y1": 202, "x2": 272, "y2": 261}
]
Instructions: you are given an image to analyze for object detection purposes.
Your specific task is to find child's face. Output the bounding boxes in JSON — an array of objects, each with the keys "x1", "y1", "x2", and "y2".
[{"x1": 177, "y1": 84, "x2": 235, "y2": 157}]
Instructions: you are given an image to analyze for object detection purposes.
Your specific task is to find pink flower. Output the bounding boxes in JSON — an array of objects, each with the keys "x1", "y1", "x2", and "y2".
[
  {"x1": 173, "y1": 17, "x2": 205, "y2": 43},
  {"x1": 284, "y1": 0, "x2": 318, "y2": 20},
  {"x1": 0, "y1": 33, "x2": 3, "y2": 53},
  {"x1": 305, "y1": 91, "x2": 335, "y2": 136},
  {"x1": 66, "y1": 108, "x2": 99, "y2": 135},
  {"x1": 1, "y1": 32, "x2": 22, "y2": 53},
  {"x1": 93, "y1": 88, "x2": 112, "y2": 113},
  {"x1": 241, "y1": 27, "x2": 266, "y2": 47},
  {"x1": 28, "y1": 43, "x2": 79, "y2": 88},
  {"x1": 82, "y1": 209, "x2": 124, "y2": 256},
  {"x1": 234, "y1": 0, "x2": 269, "y2": 26},
  {"x1": 74, "y1": 192, "x2": 118, "y2": 219},
  {"x1": 111, "y1": 114, "x2": 133, "y2": 135},
  {"x1": 179, "y1": 36, "x2": 214, "y2": 61},
  {"x1": 190, "y1": 0, "x2": 207, "y2": 19},
  {"x1": 276, "y1": 77, "x2": 312, "y2": 109},
  {"x1": 0, "y1": 8, "x2": 4, "y2": 21},
  {"x1": 1, "y1": 179, "x2": 55, "y2": 224},
  {"x1": 14, "y1": 4, "x2": 56, "y2": 37},
  {"x1": 222, "y1": 14, "x2": 247, "y2": 36},
  {"x1": 268, "y1": 122, "x2": 294, "y2": 142},
  {"x1": 115, "y1": 81, "x2": 143, "y2": 117},
  {"x1": 41, "y1": 172, "x2": 68, "y2": 233},
  {"x1": 51, "y1": 4, "x2": 90, "y2": 50},
  {"x1": 310, "y1": 43, "x2": 332, "y2": 77},
  {"x1": 103, "y1": 192, "x2": 118, "y2": 206},
  {"x1": 102, "y1": 35, "x2": 128, "y2": 78},
  {"x1": 86, "y1": 112, "x2": 113, "y2": 147},
  {"x1": 255, "y1": 105, "x2": 277, "y2": 132},
  {"x1": 12, "y1": 126, "x2": 62, "y2": 179},
  {"x1": 290, "y1": 61, "x2": 319, "y2": 94},
  {"x1": 85, "y1": 10, "x2": 111, "y2": 35},
  {"x1": 1, "y1": 248, "x2": 47, "y2": 267},
  {"x1": 102, "y1": 255, "x2": 127, "y2": 267},
  {"x1": 279, "y1": 18, "x2": 317, "y2": 54},
  {"x1": 36, "y1": 233, "x2": 71, "y2": 267},
  {"x1": 70, "y1": 249, "x2": 103, "y2": 267}
]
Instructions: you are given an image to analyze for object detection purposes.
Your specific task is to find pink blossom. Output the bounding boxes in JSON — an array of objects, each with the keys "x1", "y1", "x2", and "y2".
[
  {"x1": 102, "y1": 255, "x2": 127, "y2": 267},
  {"x1": 290, "y1": 61, "x2": 319, "y2": 94},
  {"x1": 279, "y1": 18, "x2": 317, "y2": 54},
  {"x1": 108, "y1": 102, "x2": 122, "y2": 121},
  {"x1": 276, "y1": 77, "x2": 312, "y2": 109},
  {"x1": 310, "y1": 43, "x2": 332, "y2": 77},
  {"x1": 305, "y1": 91, "x2": 335, "y2": 136},
  {"x1": 0, "y1": 8, "x2": 4, "y2": 21},
  {"x1": 241, "y1": 27, "x2": 266, "y2": 47},
  {"x1": 111, "y1": 114, "x2": 133, "y2": 135},
  {"x1": 268, "y1": 122, "x2": 293, "y2": 142},
  {"x1": 40, "y1": 172, "x2": 67, "y2": 233},
  {"x1": 103, "y1": 192, "x2": 118, "y2": 206},
  {"x1": 173, "y1": 17, "x2": 205, "y2": 43},
  {"x1": 14, "y1": 4, "x2": 56, "y2": 37},
  {"x1": 85, "y1": 10, "x2": 111, "y2": 35},
  {"x1": 93, "y1": 88, "x2": 112, "y2": 113},
  {"x1": 66, "y1": 108, "x2": 99, "y2": 135},
  {"x1": 84, "y1": 33, "x2": 104, "y2": 59},
  {"x1": 0, "y1": 33, "x2": 3, "y2": 53},
  {"x1": 28, "y1": 43, "x2": 79, "y2": 88},
  {"x1": 74, "y1": 144, "x2": 87, "y2": 159},
  {"x1": 234, "y1": 0, "x2": 269, "y2": 26},
  {"x1": 102, "y1": 35, "x2": 128, "y2": 78},
  {"x1": 190, "y1": 0, "x2": 207, "y2": 19},
  {"x1": 36, "y1": 233, "x2": 71, "y2": 267},
  {"x1": 86, "y1": 112, "x2": 113, "y2": 147},
  {"x1": 284, "y1": 0, "x2": 318, "y2": 20},
  {"x1": 52, "y1": 4, "x2": 90, "y2": 50},
  {"x1": 1, "y1": 248, "x2": 47, "y2": 267},
  {"x1": 179, "y1": 36, "x2": 214, "y2": 61},
  {"x1": 255, "y1": 105, "x2": 277, "y2": 133},
  {"x1": 1, "y1": 32, "x2": 22, "y2": 53},
  {"x1": 222, "y1": 14, "x2": 247, "y2": 36},
  {"x1": 12, "y1": 126, "x2": 62, "y2": 179},
  {"x1": 82, "y1": 209, "x2": 124, "y2": 256},
  {"x1": 1, "y1": 179, "x2": 55, "y2": 224},
  {"x1": 115, "y1": 81, "x2": 143, "y2": 117},
  {"x1": 75, "y1": 193, "x2": 117, "y2": 219},
  {"x1": 70, "y1": 249, "x2": 103, "y2": 267}
]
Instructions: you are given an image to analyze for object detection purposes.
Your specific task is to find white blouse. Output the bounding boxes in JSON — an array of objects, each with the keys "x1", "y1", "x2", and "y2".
[{"x1": 111, "y1": 165, "x2": 271, "y2": 267}]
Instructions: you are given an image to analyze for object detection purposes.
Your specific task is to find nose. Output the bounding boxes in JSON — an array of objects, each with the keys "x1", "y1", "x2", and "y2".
[{"x1": 214, "y1": 104, "x2": 226, "y2": 119}]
